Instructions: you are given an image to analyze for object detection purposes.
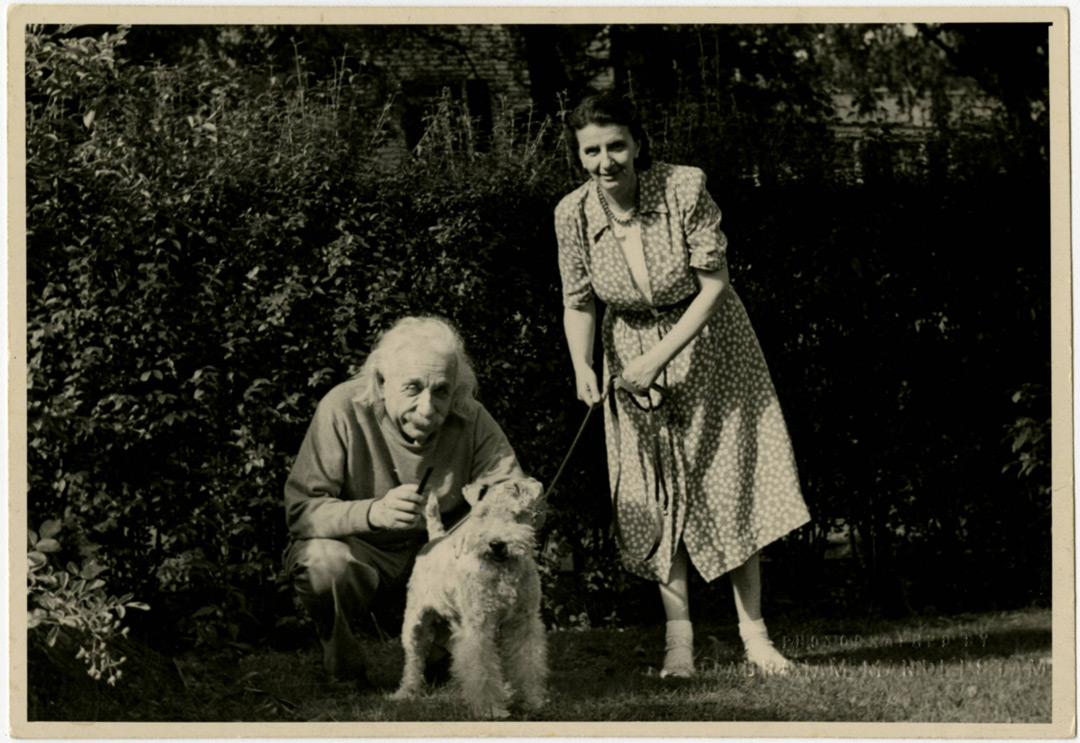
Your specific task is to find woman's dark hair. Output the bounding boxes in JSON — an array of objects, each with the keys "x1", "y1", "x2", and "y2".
[{"x1": 565, "y1": 90, "x2": 652, "y2": 170}]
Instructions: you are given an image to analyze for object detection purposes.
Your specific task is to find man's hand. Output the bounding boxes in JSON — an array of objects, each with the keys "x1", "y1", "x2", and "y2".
[{"x1": 368, "y1": 484, "x2": 425, "y2": 530}]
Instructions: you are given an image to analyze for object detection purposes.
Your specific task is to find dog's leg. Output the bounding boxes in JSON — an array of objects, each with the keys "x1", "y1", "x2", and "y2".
[
  {"x1": 452, "y1": 619, "x2": 510, "y2": 719},
  {"x1": 499, "y1": 611, "x2": 548, "y2": 711},
  {"x1": 391, "y1": 603, "x2": 436, "y2": 700}
]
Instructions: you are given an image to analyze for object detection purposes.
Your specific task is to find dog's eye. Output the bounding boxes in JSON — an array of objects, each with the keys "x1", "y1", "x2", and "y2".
[{"x1": 476, "y1": 485, "x2": 490, "y2": 502}]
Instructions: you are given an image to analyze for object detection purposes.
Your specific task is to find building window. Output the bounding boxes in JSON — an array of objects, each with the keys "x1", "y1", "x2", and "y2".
[{"x1": 402, "y1": 79, "x2": 493, "y2": 152}]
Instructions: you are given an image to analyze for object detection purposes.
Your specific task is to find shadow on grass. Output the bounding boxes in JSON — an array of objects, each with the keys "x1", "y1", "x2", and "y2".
[
  {"x1": 799, "y1": 626, "x2": 1051, "y2": 666},
  {"x1": 26, "y1": 608, "x2": 1053, "y2": 723}
]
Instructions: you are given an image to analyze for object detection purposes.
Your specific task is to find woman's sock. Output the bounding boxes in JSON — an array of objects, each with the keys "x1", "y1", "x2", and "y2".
[
  {"x1": 739, "y1": 617, "x2": 792, "y2": 674},
  {"x1": 660, "y1": 619, "x2": 695, "y2": 678}
]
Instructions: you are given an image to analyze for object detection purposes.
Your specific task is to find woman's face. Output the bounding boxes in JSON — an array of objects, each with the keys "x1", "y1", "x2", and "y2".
[{"x1": 575, "y1": 123, "x2": 640, "y2": 196}]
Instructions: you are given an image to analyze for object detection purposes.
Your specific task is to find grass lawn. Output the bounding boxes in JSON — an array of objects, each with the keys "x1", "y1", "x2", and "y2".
[{"x1": 49, "y1": 606, "x2": 1050, "y2": 724}]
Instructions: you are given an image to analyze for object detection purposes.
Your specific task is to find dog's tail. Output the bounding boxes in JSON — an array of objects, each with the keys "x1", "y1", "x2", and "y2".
[{"x1": 423, "y1": 492, "x2": 446, "y2": 540}]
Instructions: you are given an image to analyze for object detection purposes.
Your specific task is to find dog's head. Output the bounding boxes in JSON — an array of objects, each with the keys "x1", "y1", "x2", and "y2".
[
  {"x1": 459, "y1": 477, "x2": 544, "y2": 563},
  {"x1": 462, "y1": 477, "x2": 543, "y2": 514}
]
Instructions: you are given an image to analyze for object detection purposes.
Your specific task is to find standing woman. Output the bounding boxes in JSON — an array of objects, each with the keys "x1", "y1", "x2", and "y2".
[{"x1": 554, "y1": 92, "x2": 811, "y2": 678}]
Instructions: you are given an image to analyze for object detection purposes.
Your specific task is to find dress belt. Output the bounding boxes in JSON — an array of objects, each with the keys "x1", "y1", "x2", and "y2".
[{"x1": 612, "y1": 294, "x2": 695, "y2": 323}]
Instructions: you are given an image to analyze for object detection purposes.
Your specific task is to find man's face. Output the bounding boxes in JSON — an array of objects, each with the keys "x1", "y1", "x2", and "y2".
[{"x1": 380, "y1": 346, "x2": 457, "y2": 444}]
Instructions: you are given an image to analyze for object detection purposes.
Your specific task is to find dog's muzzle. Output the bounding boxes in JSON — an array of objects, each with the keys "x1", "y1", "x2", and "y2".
[{"x1": 487, "y1": 540, "x2": 509, "y2": 562}]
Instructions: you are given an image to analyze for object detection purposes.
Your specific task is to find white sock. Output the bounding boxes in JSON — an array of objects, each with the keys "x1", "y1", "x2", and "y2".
[
  {"x1": 660, "y1": 619, "x2": 695, "y2": 678},
  {"x1": 739, "y1": 618, "x2": 792, "y2": 674},
  {"x1": 738, "y1": 617, "x2": 768, "y2": 641}
]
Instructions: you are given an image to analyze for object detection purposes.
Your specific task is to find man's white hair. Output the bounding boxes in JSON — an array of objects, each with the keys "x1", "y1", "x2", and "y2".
[{"x1": 354, "y1": 316, "x2": 479, "y2": 417}]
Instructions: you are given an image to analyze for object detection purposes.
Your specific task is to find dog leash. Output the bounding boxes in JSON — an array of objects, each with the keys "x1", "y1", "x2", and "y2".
[
  {"x1": 541, "y1": 381, "x2": 610, "y2": 501},
  {"x1": 542, "y1": 376, "x2": 665, "y2": 563},
  {"x1": 429, "y1": 379, "x2": 664, "y2": 563},
  {"x1": 605, "y1": 375, "x2": 666, "y2": 564},
  {"x1": 530, "y1": 383, "x2": 609, "y2": 558}
]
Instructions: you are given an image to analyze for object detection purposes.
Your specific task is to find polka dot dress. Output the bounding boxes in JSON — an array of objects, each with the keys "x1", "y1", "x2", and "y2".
[{"x1": 555, "y1": 163, "x2": 811, "y2": 583}]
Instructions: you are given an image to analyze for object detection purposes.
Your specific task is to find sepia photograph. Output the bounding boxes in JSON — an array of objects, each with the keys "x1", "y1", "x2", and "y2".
[{"x1": 9, "y1": 5, "x2": 1072, "y2": 739}]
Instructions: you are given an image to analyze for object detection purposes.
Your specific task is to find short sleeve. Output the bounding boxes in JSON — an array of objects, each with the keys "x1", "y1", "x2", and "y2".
[
  {"x1": 681, "y1": 169, "x2": 729, "y2": 272},
  {"x1": 554, "y1": 198, "x2": 596, "y2": 309}
]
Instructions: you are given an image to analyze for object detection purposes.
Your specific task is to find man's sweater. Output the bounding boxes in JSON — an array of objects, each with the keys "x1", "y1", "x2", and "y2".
[{"x1": 284, "y1": 377, "x2": 523, "y2": 547}]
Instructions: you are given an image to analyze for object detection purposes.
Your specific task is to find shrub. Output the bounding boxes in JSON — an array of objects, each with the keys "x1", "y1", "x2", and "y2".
[
  {"x1": 27, "y1": 24, "x2": 606, "y2": 645},
  {"x1": 28, "y1": 519, "x2": 149, "y2": 686}
]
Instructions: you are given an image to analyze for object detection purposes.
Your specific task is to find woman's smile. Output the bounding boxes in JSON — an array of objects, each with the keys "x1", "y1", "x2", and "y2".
[{"x1": 575, "y1": 122, "x2": 640, "y2": 202}]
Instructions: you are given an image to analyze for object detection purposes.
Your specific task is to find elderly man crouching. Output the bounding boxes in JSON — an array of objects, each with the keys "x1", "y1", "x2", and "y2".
[{"x1": 283, "y1": 316, "x2": 528, "y2": 681}]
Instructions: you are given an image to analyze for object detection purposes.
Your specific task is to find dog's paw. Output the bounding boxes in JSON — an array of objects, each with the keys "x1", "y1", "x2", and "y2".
[
  {"x1": 519, "y1": 693, "x2": 547, "y2": 711},
  {"x1": 467, "y1": 700, "x2": 511, "y2": 719},
  {"x1": 388, "y1": 687, "x2": 416, "y2": 702}
]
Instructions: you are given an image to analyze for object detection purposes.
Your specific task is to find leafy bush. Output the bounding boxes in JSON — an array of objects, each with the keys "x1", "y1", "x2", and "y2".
[
  {"x1": 1003, "y1": 384, "x2": 1051, "y2": 490},
  {"x1": 27, "y1": 24, "x2": 602, "y2": 646},
  {"x1": 28, "y1": 519, "x2": 149, "y2": 685}
]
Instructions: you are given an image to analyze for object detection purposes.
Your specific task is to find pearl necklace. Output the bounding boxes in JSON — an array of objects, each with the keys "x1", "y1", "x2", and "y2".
[{"x1": 598, "y1": 187, "x2": 637, "y2": 227}]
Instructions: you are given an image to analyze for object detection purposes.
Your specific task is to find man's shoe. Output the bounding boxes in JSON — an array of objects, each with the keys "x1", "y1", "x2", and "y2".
[{"x1": 324, "y1": 641, "x2": 368, "y2": 683}]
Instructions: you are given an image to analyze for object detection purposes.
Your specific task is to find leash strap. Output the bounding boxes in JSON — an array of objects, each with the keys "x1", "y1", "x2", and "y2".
[
  {"x1": 608, "y1": 376, "x2": 665, "y2": 564},
  {"x1": 534, "y1": 379, "x2": 609, "y2": 558},
  {"x1": 540, "y1": 374, "x2": 667, "y2": 564},
  {"x1": 541, "y1": 384, "x2": 608, "y2": 501}
]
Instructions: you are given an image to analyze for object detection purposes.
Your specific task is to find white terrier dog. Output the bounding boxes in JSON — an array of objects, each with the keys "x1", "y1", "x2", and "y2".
[{"x1": 391, "y1": 477, "x2": 548, "y2": 718}]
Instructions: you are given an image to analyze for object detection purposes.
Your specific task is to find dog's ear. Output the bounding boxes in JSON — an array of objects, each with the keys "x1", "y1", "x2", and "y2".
[
  {"x1": 517, "y1": 477, "x2": 544, "y2": 504},
  {"x1": 462, "y1": 481, "x2": 486, "y2": 507}
]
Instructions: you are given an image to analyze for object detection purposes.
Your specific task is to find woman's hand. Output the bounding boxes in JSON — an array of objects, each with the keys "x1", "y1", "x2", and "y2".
[
  {"x1": 619, "y1": 351, "x2": 663, "y2": 395},
  {"x1": 564, "y1": 304, "x2": 602, "y2": 407},
  {"x1": 619, "y1": 270, "x2": 730, "y2": 391},
  {"x1": 574, "y1": 364, "x2": 603, "y2": 407}
]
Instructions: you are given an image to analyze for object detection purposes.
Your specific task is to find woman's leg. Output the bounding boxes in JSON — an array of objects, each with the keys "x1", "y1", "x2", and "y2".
[
  {"x1": 729, "y1": 551, "x2": 762, "y2": 622},
  {"x1": 730, "y1": 551, "x2": 792, "y2": 673},
  {"x1": 659, "y1": 542, "x2": 691, "y2": 620},
  {"x1": 659, "y1": 543, "x2": 695, "y2": 677}
]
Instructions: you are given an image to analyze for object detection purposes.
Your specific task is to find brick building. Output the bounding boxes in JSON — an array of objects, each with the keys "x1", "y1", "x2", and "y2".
[
  {"x1": 350, "y1": 25, "x2": 995, "y2": 178},
  {"x1": 351, "y1": 25, "x2": 534, "y2": 158}
]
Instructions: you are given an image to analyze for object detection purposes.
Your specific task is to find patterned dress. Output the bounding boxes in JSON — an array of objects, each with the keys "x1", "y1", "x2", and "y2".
[{"x1": 554, "y1": 162, "x2": 811, "y2": 583}]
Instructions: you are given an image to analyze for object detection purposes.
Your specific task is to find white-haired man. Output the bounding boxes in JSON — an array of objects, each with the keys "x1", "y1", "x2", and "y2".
[{"x1": 284, "y1": 316, "x2": 528, "y2": 681}]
